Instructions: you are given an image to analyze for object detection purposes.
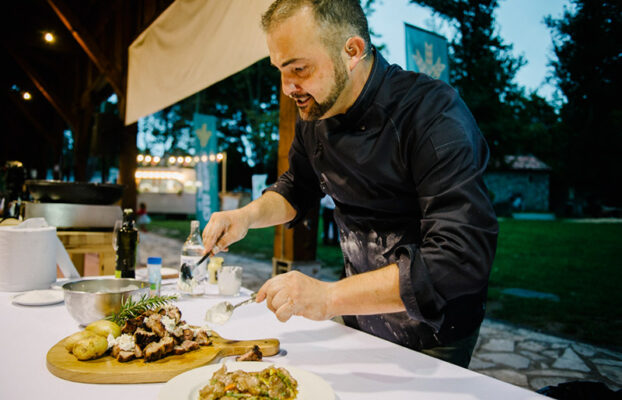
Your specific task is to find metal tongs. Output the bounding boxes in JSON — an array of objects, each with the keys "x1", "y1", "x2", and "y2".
[{"x1": 205, "y1": 293, "x2": 257, "y2": 325}]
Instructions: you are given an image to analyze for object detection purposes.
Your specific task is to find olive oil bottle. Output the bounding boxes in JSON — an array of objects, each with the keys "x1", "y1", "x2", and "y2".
[{"x1": 115, "y1": 208, "x2": 138, "y2": 278}]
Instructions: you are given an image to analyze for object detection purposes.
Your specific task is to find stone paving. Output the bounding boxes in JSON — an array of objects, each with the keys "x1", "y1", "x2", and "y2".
[{"x1": 137, "y1": 231, "x2": 622, "y2": 394}]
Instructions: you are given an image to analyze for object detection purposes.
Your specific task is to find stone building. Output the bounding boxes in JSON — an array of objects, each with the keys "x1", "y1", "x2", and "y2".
[{"x1": 484, "y1": 155, "x2": 551, "y2": 212}]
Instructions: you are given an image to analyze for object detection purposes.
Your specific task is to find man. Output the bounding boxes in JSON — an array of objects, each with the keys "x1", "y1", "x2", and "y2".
[{"x1": 202, "y1": 0, "x2": 498, "y2": 368}]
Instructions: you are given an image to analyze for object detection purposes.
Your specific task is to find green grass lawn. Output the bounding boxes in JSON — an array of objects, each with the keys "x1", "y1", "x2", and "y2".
[
  {"x1": 487, "y1": 219, "x2": 622, "y2": 349},
  {"x1": 148, "y1": 216, "x2": 344, "y2": 272},
  {"x1": 149, "y1": 216, "x2": 622, "y2": 349}
]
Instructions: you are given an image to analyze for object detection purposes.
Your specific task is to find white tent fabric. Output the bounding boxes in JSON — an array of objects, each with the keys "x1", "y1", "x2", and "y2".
[{"x1": 125, "y1": 0, "x2": 273, "y2": 125}]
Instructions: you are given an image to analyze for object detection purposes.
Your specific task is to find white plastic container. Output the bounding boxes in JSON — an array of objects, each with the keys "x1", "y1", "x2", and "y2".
[
  {"x1": 0, "y1": 224, "x2": 58, "y2": 292},
  {"x1": 147, "y1": 256, "x2": 162, "y2": 296}
]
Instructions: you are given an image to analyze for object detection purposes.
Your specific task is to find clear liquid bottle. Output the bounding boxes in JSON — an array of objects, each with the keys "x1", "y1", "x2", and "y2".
[
  {"x1": 115, "y1": 209, "x2": 138, "y2": 279},
  {"x1": 179, "y1": 220, "x2": 206, "y2": 294}
]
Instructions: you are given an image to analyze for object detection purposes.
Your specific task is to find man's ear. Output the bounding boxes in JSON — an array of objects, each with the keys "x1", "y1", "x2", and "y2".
[{"x1": 344, "y1": 36, "x2": 367, "y2": 71}]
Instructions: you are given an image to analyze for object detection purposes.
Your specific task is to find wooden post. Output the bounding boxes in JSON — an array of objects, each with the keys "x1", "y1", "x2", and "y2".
[
  {"x1": 272, "y1": 90, "x2": 320, "y2": 276},
  {"x1": 119, "y1": 123, "x2": 137, "y2": 211}
]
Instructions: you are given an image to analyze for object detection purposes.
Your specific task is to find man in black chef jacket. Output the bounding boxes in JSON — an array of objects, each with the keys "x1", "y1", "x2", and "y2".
[{"x1": 202, "y1": 0, "x2": 498, "y2": 368}]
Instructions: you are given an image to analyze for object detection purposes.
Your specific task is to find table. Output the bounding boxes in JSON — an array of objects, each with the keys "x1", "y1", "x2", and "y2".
[
  {"x1": 1, "y1": 283, "x2": 546, "y2": 399},
  {"x1": 57, "y1": 231, "x2": 115, "y2": 276}
]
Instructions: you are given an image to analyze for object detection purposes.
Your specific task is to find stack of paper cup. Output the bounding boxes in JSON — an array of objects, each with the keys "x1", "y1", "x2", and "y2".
[{"x1": 0, "y1": 223, "x2": 58, "y2": 292}]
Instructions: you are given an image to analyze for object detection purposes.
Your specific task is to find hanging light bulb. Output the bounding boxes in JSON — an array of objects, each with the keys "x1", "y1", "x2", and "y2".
[{"x1": 44, "y1": 32, "x2": 55, "y2": 43}]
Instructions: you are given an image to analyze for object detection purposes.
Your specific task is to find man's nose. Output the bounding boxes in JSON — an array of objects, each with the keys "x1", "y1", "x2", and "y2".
[{"x1": 281, "y1": 77, "x2": 298, "y2": 97}]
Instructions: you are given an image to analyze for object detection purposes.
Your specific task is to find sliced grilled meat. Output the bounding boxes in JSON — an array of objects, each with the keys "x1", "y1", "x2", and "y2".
[
  {"x1": 164, "y1": 305, "x2": 182, "y2": 323},
  {"x1": 173, "y1": 339, "x2": 200, "y2": 355},
  {"x1": 117, "y1": 351, "x2": 136, "y2": 363},
  {"x1": 182, "y1": 328, "x2": 194, "y2": 341},
  {"x1": 134, "y1": 343, "x2": 143, "y2": 359},
  {"x1": 236, "y1": 345, "x2": 263, "y2": 361},
  {"x1": 195, "y1": 330, "x2": 211, "y2": 346},
  {"x1": 144, "y1": 336, "x2": 175, "y2": 362},
  {"x1": 121, "y1": 315, "x2": 143, "y2": 335},
  {"x1": 144, "y1": 314, "x2": 167, "y2": 337},
  {"x1": 111, "y1": 344, "x2": 121, "y2": 359},
  {"x1": 134, "y1": 327, "x2": 158, "y2": 347}
]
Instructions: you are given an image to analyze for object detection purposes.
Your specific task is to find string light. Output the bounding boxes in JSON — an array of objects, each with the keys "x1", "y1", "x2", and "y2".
[
  {"x1": 44, "y1": 32, "x2": 55, "y2": 43},
  {"x1": 135, "y1": 153, "x2": 226, "y2": 166}
]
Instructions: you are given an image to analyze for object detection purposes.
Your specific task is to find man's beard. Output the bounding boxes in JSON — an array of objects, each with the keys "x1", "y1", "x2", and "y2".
[{"x1": 294, "y1": 60, "x2": 348, "y2": 121}]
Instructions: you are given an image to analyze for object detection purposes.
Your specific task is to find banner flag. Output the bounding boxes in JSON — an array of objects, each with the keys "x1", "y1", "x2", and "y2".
[
  {"x1": 404, "y1": 23, "x2": 450, "y2": 83},
  {"x1": 193, "y1": 113, "x2": 219, "y2": 229}
]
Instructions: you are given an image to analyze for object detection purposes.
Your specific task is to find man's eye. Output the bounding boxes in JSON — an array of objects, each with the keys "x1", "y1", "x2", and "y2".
[{"x1": 295, "y1": 66, "x2": 306, "y2": 73}]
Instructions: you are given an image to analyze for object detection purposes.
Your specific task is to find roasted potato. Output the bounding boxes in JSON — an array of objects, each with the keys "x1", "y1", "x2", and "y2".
[
  {"x1": 64, "y1": 330, "x2": 99, "y2": 353},
  {"x1": 72, "y1": 335, "x2": 109, "y2": 361},
  {"x1": 85, "y1": 319, "x2": 121, "y2": 338}
]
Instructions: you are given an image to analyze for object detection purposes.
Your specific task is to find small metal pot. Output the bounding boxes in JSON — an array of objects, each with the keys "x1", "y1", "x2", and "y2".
[{"x1": 62, "y1": 278, "x2": 149, "y2": 326}]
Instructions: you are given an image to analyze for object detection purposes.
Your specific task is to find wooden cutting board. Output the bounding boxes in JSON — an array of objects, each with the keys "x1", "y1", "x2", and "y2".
[{"x1": 46, "y1": 331, "x2": 279, "y2": 384}]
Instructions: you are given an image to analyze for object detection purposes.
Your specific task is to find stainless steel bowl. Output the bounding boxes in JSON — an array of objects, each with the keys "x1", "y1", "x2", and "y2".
[{"x1": 62, "y1": 278, "x2": 149, "y2": 326}]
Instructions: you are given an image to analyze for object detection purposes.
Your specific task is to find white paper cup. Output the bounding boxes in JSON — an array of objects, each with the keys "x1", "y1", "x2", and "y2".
[{"x1": 218, "y1": 266, "x2": 242, "y2": 296}]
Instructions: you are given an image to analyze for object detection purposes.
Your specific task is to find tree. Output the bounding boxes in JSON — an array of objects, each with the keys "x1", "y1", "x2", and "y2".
[
  {"x1": 138, "y1": 57, "x2": 281, "y2": 189},
  {"x1": 546, "y1": 0, "x2": 622, "y2": 205},
  {"x1": 410, "y1": 0, "x2": 526, "y2": 166}
]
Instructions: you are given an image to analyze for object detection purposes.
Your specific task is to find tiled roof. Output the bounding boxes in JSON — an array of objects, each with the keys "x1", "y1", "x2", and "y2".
[{"x1": 504, "y1": 155, "x2": 551, "y2": 171}]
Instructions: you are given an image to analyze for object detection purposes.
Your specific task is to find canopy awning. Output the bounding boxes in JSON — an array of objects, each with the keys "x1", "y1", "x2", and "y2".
[{"x1": 125, "y1": 0, "x2": 273, "y2": 125}]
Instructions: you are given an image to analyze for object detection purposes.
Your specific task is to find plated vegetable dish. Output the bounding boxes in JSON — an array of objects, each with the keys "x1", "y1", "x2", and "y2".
[{"x1": 199, "y1": 365, "x2": 298, "y2": 400}]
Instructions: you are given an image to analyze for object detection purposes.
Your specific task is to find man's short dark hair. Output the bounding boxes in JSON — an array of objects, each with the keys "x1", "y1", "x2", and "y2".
[{"x1": 261, "y1": 0, "x2": 371, "y2": 56}]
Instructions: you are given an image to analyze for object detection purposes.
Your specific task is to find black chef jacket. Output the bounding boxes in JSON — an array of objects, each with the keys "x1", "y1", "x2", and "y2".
[{"x1": 266, "y1": 49, "x2": 498, "y2": 351}]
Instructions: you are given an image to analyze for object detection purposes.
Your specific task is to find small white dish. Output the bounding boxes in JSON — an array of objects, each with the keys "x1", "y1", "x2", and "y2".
[{"x1": 11, "y1": 289, "x2": 65, "y2": 306}]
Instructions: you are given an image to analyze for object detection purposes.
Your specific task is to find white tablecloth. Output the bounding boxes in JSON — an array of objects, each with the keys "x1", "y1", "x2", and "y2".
[{"x1": 0, "y1": 282, "x2": 546, "y2": 399}]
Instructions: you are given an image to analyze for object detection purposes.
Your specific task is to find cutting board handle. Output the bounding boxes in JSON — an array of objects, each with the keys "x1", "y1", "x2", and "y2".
[{"x1": 216, "y1": 338, "x2": 280, "y2": 357}]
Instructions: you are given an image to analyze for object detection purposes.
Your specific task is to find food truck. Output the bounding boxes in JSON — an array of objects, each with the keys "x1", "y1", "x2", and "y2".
[{"x1": 135, "y1": 167, "x2": 198, "y2": 215}]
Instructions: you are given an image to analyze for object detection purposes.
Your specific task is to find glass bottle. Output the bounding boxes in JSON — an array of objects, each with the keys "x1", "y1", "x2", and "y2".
[
  {"x1": 179, "y1": 220, "x2": 206, "y2": 294},
  {"x1": 205, "y1": 256, "x2": 224, "y2": 295},
  {"x1": 115, "y1": 208, "x2": 138, "y2": 279}
]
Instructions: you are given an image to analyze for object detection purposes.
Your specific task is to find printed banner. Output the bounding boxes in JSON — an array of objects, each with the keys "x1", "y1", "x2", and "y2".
[
  {"x1": 193, "y1": 113, "x2": 219, "y2": 229},
  {"x1": 404, "y1": 23, "x2": 450, "y2": 83}
]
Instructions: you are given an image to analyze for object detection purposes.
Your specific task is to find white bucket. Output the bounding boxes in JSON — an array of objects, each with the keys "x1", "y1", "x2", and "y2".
[{"x1": 0, "y1": 225, "x2": 58, "y2": 291}]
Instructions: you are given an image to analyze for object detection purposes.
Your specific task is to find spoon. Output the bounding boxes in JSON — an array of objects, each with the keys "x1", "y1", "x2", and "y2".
[
  {"x1": 180, "y1": 252, "x2": 211, "y2": 281},
  {"x1": 205, "y1": 293, "x2": 257, "y2": 325}
]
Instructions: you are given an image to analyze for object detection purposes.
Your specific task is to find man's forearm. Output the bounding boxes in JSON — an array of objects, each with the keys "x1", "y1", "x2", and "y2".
[
  {"x1": 327, "y1": 264, "x2": 406, "y2": 317},
  {"x1": 242, "y1": 191, "x2": 297, "y2": 229}
]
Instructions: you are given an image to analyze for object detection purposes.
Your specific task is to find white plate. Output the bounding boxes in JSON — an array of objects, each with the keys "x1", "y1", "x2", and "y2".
[
  {"x1": 11, "y1": 289, "x2": 65, "y2": 306},
  {"x1": 158, "y1": 361, "x2": 335, "y2": 400}
]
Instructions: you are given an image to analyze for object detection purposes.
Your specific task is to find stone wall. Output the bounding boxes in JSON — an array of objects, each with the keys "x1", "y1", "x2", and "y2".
[{"x1": 484, "y1": 171, "x2": 550, "y2": 211}]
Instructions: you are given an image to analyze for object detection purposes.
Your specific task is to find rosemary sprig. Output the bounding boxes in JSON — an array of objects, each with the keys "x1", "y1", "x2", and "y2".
[{"x1": 106, "y1": 294, "x2": 178, "y2": 325}]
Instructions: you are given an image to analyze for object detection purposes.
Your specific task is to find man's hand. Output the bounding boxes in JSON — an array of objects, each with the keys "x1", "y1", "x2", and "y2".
[
  {"x1": 201, "y1": 209, "x2": 250, "y2": 255},
  {"x1": 256, "y1": 271, "x2": 335, "y2": 322}
]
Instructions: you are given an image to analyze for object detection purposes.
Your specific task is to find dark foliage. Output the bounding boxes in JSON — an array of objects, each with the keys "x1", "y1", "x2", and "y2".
[{"x1": 545, "y1": 0, "x2": 622, "y2": 205}]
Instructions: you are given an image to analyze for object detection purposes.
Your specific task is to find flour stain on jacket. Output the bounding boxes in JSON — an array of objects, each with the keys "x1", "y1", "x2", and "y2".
[{"x1": 340, "y1": 229, "x2": 403, "y2": 273}]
